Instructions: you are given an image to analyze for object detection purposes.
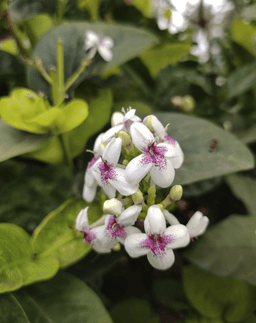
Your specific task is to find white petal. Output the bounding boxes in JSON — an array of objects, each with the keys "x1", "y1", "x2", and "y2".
[
  {"x1": 98, "y1": 46, "x2": 113, "y2": 62},
  {"x1": 162, "y1": 209, "x2": 180, "y2": 225},
  {"x1": 144, "y1": 205, "x2": 166, "y2": 235},
  {"x1": 147, "y1": 249, "x2": 175, "y2": 270},
  {"x1": 157, "y1": 16, "x2": 169, "y2": 30},
  {"x1": 93, "y1": 133, "x2": 104, "y2": 153},
  {"x1": 186, "y1": 211, "x2": 209, "y2": 237},
  {"x1": 92, "y1": 226, "x2": 116, "y2": 253},
  {"x1": 111, "y1": 112, "x2": 124, "y2": 127},
  {"x1": 150, "y1": 158, "x2": 175, "y2": 188},
  {"x1": 76, "y1": 207, "x2": 89, "y2": 231},
  {"x1": 123, "y1": 108, "x2": 136, "y2": 122},
  {"x1": 171, "y1": 142, "x2": 184, "y2": 169},
  {"x1": 125, "y1": 233, "x2": 150, "y2": 257},
  {"x1": 157, "y1": 143, "x2": 177, "y2": 158},
  {"x1": 82, "y1": 182, "x2": 97, "y2": 203},
  {"x1": 109, "y1": 167, "x2": 139, "y2": 196},
  {"x1": 118, "y1": 226, "x2": 141, "y2": 244},
  {"x1": 85, "y1": 167, "x2": 95, "y2": 187},
  {"x1": 85, "y1": 30, "x2": 99, "y2": 49},
  {"x1": 103, "y1": 137, "x2": 122, "y2": 167},
  {"x1": 102, "y1": 183, "x2": 116, "y2": 198},
  {"x1": 165, "y1": 224, "x2": 190, "y2": 249},
  {"x1": 151, "y1": 116, "x2": 166, "y2": 139},
  {"x1": 118, "y1": 205, "x2": 142, "y2": 226},
  {"x1": 130, "y1": 122, "x2": 155, "y2": 152},
  {"x1": 125, "y1": 154, "x2": 152, "y2": 186},
  {"x1": 102, "y1": 36, "x2": 114, "y2": 48},
  {"x1": 103, "y1": 198, "x2": 123, "y2": 216},
  {"x1": 102, "y1": 124, "x2": 124, "y2": 142}
]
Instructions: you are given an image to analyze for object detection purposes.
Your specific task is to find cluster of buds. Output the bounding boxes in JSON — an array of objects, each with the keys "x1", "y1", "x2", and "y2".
[{"x1": 76, "y1": 108, "x2": 209, "y2": 270}]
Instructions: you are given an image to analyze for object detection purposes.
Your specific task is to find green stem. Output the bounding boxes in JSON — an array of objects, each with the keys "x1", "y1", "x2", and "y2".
[
  {"x1": 64, "y1": 57, "x2": 91, "y2": 92},
  {"x1": 57, "y1": 39, "x2": 65, "y2": 104},
  {"x1": 59, "y1": 133, "x2": 73, "y2": 167},
  {"x1": 50, "y1": 67, "x2": 59, "y2": 104}
]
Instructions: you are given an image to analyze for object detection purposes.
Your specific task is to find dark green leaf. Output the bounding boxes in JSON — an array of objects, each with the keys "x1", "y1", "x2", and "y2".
[
  {"x1": 183, "y1": 265, "x2": 256, "y2": 321},
  {"x1": 28, "y1": 22, "x2": 158, "y2": 99},
  {"x1": 226, "y1": 60, "x2": 256, "y2": 99},
  {"x1": 183, "y1": 215, "x2": 256, "y2": 286},
  {"x1": 237, "y1": 124, "x2": 256, "y2": 144},
  {"x1": 0, "y1": 165, "x2": 73, "y2": 233},
  {"x1": 0, "y1": 223, "x2": 59, "y2": 294},
  {"x1": 231, "y1": 19, "x2": 256, "y2": 55},
  {"x1": 155, "y1": 113, "x2": 254, "y2": 186},
  {"x1": 226, "y1": 174, "x2": 256, "y2": 216},
  {"x1": 0, "y1": 293, "x2": 30, "y2": 323},
  {"x1": 0, "y1": 50, "x2": 25, "y2": 77},
  {"x1": 0, "y1": 120, "x2": 46, "y2": 163},
  {"x1": 32, "y1": 198, "x2": 91, "y2": 268},
  {"x1": 14, "y1": 271, "x2": 113, "y2": 323},
  {"x1": 8, "y1": 0, "x2": 57, "y2": 21},
  {"x1": 110, "y1": 298, "x2": 160, "y2": 323}
]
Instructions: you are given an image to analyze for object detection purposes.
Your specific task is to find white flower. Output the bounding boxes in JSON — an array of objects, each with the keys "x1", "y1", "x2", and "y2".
[
  {"x1": 85, "y1": 30, "x2": 114, "y2": 62},
  {"x1": 125, "y1": 122, "x2": 177, "y2": 188},
  {"x1": 163, "y1": 209, "x2": 209, "y2": 238},
  {"x1": 125, "y1": 205, "x2": 190, "y2": 270},
  {"x1": 97, "y1": 204, "x2": 142, "y2": 249},
  {"x1": 143, "y1": 115, "x2": 184, "y2": 169},
  {"x1": 186, "y1": 211, "x2": 209, "y2": 238},
  {"x1": 75, "y1": 207, "x2": 112, "y2": 253},
  {"x1": 92, "y1": 137, "x2": 139, "y2": 198},
  {"x1": 82, "y1": 133, "x2": 104, "y2": 202},
  {"x1": 102, "y1": 107, "x2": 141, "y2": 142}
]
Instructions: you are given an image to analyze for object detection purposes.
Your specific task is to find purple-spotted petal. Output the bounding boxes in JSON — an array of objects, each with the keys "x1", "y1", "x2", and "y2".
[
  {"x1": 102, "y1": 124, "x2": 124, "y2": 143},
  {"x1": 165, "y1": 225, "x2": 190, "y2": 249},
  {"x1": 150, "y1": 158, "x2": 175, "y2": 188},
  {"x1": 109, "y1": 167, "x2": 139, "y2": 196},
  {"x1": 147, "y1": 248, "x2": 175, "y2": 270},
  {"x1": 92, "y1": 226, "x2": 116, "y2": 253},
  {"x1": 144, "y1": 205, "x2": 166, "y2": 235},
  {"x1": 102, "y1": 137, "x2": 122, "y2": 167},
  {"x1": 125, "y1": 154, "x2": 152, "y2": 186},
  {"x1": 118, "y1": 205, "x2": 142, "y2": 226},
  {"x1": 118, "y1": 226, "x2": 141, "y2": 244},
  {"x1": 75, "y1": 207, "x2": 89, "y2": 231},
  {"x1": 157, "y1": 143, "x2": 176, "y2": 158},
  {"x1": 82, "y1": 182, "x2": 97, "y2": 203},
  {"x1": 125, "y1": 233, "x2": 150, "y2": 257},
  {"x1": 130, "y1": 122, "x2": 155, "y2": 152}
]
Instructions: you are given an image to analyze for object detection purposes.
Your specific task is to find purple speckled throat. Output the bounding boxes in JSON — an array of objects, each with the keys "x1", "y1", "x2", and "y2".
[
  {"x1": 140, "y1": 233, "x2": 174, "y2": 258},
  {"x1": 84, "y1": 229, "x2": 96, "y2": 245},
  {"x1": 98, "y1": 161, "x2": 117, "y2": 184},
  {"x1": 106, "y1": 215, "x2": 127, "y2": 239},
  {"x1": 164, "y1": 134, "x2": 176, "y2": 146},
  {"x1": 141, "y1": 143, "x2": 167, "y2": 170}
]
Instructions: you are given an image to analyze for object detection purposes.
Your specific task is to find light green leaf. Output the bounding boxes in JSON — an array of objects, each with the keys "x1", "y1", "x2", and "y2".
[
  {"x1": 28, "y1": 22, "x2": 158, "y2": 99},
  {"x1": 183, "y1": 265, "x2": 256, "y2": 321},
  {"x1": 231, "y1": 19, "x2": 256, "y2": 55},
  {"x1": 14, "y1": 271, "x2": 113, "y2": 323},
  {"x1": 226, "y1": 174, "x2": 256, "y2": 216},
  {"x1": 0, "y1": 223, "x2": 59, "y2": 294},
  {"x1": 68, "y1": 87, "x2": 113, "y2": 159},
  {"x1": 132, "y1": 0, "x2": 153, "y2": 17},
  {"x1": 110, "y1": 298, "x2": 160, "y2": 323},
  {"x1": 32, "y1": 198, "x2": 90, "y2": 268},
  {"x1": 58, "y1": 99, "x2": 89, "y2": 134},
  {"x1": 140, "y1": 43, "x2": 191, "y2": 77},
  {"x1": 0, "y1": 120, "x2": 45, "y2": 163},
  {"x1": 78, "y1": 0, "x2": 101, "y2": 21},
  {"x1": 183, "y1": 214, "x2": 256, "y2": 286},
  {"x1": 155, "y1": 113, "x2": 254, "y2": 186},
  {"x1": 0, "y1": 293, "x2": 30, "y2": 323},
  {"x1": 226, "y1": 60, "x2": 256, "y2": 99}
]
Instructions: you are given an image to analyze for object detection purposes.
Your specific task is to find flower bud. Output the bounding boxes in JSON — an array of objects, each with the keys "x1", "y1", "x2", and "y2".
[
  {"x1": 119, "y1": 131, "x2": 132, "y2": 148},
  {"x1": 146, "y1": 115, "x2": 154, "y2": 132},
  {"x1": 170, "y1": 185, "x2": 183, "y2": 201},
  {"x1": 132, "y1": 189, "x2": 144, "y2": 205},
  {"x1": 181, "y1": 95, "x2": 195, "y2": 112},
  {"x1": 103, "y1": 198, "x2": 123, "y2": 216}
]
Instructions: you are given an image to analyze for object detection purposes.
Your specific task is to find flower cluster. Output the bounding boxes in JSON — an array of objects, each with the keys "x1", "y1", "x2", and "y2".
[{"x1": 77, "y1": 108, "x2": 209, "y2": 270}]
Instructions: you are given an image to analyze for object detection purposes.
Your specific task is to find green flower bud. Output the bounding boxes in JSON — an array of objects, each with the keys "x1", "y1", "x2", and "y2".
[
  {"x1": 146, "y1": 115, "x2": 155, "y2": 132},
  {"x1": 181, "y1": 95, "x2": 195, "y2": 112},
  {"x1": 132, "y1": 189, "x2": 144, "y2": 205},
  {"x1": 119, "y1": 131, "x2": 132, "y2": 148},
  {"x1": 103, "y1": 198, "x2": 123, "y2": 216},
  {"x1": 170, "y1": 185, "x2": 183, "y2": 201}
]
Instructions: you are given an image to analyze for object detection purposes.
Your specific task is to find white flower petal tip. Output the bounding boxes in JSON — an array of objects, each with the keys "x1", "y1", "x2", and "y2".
[
  {"x1": 75, "y1": 207, "x2": 89, "y2": 231},
  {"x1": 186, "y1": 211, "x2": 209, "y2": 238},
  {"x1": 84, "y1": 30, "x2": 114, "y2": 62},
  {"x1": 103, "y1": 198, "x2": 123, "y2": 216},
  {"x1": 162, "y1": 209, "x2": 180, "y2": 225}
]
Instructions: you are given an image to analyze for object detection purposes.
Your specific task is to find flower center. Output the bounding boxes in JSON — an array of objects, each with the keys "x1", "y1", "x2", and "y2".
[
  {"x1": 84, "y1": 229, "x2": 96, "y2": 245},
  {"x1": 141, "y1": 143, "x2": 167, "y2": 170},
  {"x1": 98, "y1": 160, "x2": 117, "y2": 184},
  {"x1": 106, "y1": 215, "x2": 127, "y2": 239},
  {"x1": 140, "y1": 233, "x2": 173, "y2": 258}
]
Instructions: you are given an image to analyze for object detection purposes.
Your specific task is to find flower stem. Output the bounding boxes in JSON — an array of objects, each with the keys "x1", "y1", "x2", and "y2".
[
  {"x1": 64, "y1": 57, "x2": 91, "y2": 92},
  {"x1": 57, "y1": 38, "x2": 65, "y2": 104}
]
